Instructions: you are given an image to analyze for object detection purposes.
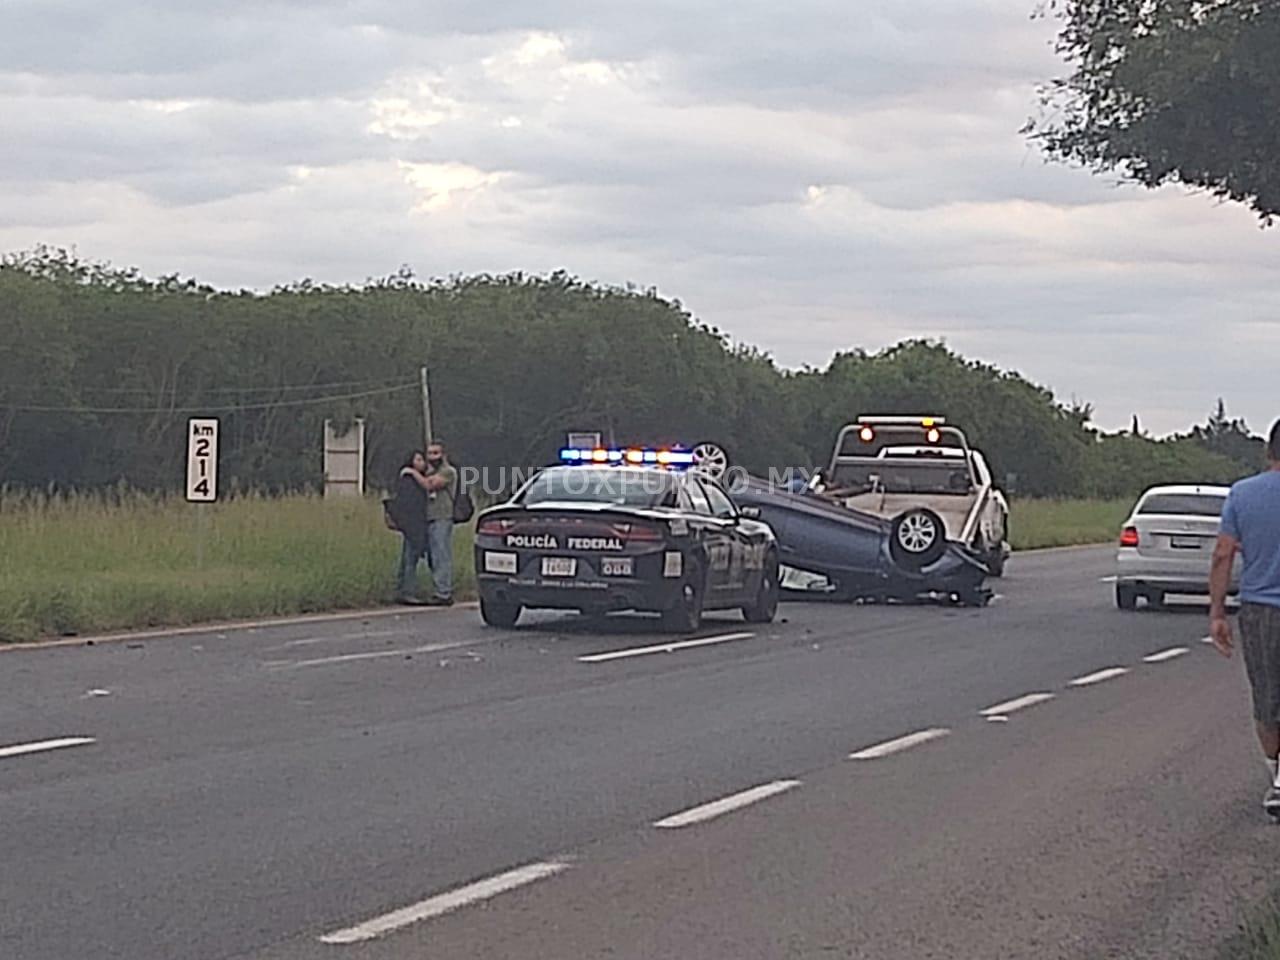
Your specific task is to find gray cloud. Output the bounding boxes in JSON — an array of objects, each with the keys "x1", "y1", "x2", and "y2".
[{"x1": 1, "y1": 0, "x2": 1276, "y2": 435}]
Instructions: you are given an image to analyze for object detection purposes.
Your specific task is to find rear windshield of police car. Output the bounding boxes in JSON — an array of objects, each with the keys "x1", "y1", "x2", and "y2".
[
  {"x1": 1136, "y1": 493, "x2": 1227, "y2": 517},
  {"x1": 520, "y1": 469, "x2": 677, "y2": 507}
]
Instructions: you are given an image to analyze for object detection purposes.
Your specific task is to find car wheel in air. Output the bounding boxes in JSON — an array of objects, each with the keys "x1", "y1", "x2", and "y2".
[
  {"x1": 691, "y1": 442, "x2": 730, "y2": 482},
  {"x1": 1115, "y1": 584, "x2": 1137, "y2": 611},
  {"x1": 889, "y1": 508, "x2": 947, "y2": 570},
  {"x1": 480, "y1": 596, "x2": 522, "y2": 628},
  {"x1": 743, "y1": 551, "x2": 780, "y2": 624}
]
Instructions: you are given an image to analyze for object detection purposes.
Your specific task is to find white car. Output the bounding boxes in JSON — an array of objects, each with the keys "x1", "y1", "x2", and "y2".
[{"x1": 1114, "y1": 484, "x2": 1240, "y2": 610}]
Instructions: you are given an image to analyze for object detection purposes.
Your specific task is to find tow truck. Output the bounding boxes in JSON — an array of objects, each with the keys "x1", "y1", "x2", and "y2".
[
  {"x1": 696, "y1": 421, "x2": 994, "y2": 606},
  {"x1": 808, "y1": 416, "x2": 1010, "y2": 576}
]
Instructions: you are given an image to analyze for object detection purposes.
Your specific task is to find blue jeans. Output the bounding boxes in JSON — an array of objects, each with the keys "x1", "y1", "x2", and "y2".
[
  {"x1": 426, "y1": 518, "x2": 454, "y2": 600},
  {"x1": 396, "y1": 536, "x2": 424, "y2": 599}
]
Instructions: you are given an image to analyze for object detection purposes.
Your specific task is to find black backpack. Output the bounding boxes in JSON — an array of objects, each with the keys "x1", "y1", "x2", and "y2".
[{"x1": 452, "y1": 470, "x2": 475, "y2": 524}]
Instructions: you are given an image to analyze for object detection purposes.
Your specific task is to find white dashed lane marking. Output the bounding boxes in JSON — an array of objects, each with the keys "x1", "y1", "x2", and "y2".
[
  {"x1": 0, "y1": 737, "x2": 96, "y2": 760},
  {"x1": 270, "y1": 640, "x2": 485, "y2": 669},
  {"x1": 979, "y1": 693, "x2": 1056, "y2": 718},
  {"x1": 849, "y1": 728, "x2": 951, "y2": 760},
  {"x1": 266, "y1": 628, "x2": 410, "y2": 651},
  {"x1": 577, "y1": 632, "x2": 754, "y2": 664},
  {"x1": 1068, "y1": 667, "x2": 1130, "y2": 687},
  {"x1": 319, "y1": 859, "x2": 573, "y2": 944},
  {"x1": 653, "y1": 780, "x2": 801, "y2": 829},
  {"x1": 1143, "y1": 647, "x2": 1190, "y2": 663}
]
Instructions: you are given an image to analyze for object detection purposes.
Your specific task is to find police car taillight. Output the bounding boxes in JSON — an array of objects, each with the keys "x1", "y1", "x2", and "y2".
[
  {"x1": 624, "y1": 525, "x2": 663, "y2": 542},
  {"x1": 478, "y1": 518, "x2": 516, "y2": 536}
]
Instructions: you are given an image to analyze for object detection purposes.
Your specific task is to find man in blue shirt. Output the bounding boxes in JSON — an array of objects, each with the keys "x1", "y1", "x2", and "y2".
[{"x1": 1210, "y1": 419, "x2": 1280, "y2": 818}]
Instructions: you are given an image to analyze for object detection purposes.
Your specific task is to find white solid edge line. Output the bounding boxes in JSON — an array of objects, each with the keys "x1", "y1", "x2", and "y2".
[
  {"x1": 653, "y1": 779, "x2": 801, "y2": 829},
  {"x1": 979, "y1": 693, "x2": 1056, "y2": 717},
  {"x1": 318, "y1": 859, "x2": 573, "y2": 945},
  {"x1": 0, "y1": 737, "x2": 96, "y2": 759},
  {"x1": 1201, "y1": 635, "x2": 1216, "y2": 644},
  {"x1": 1068, "y1": 667, "x2": 1129, "y2": 687},
  {"x1": 3, "y1": 602, "x2": 481, "y2": 652},
  {"x1": 1099, "y1": 575, "x2": 1118, "y2": 583},
  {"x1": 577, "y1": 632, "x2": 754, "y2": 664},
  {"x1": 849, "y1": 727, "x2": 951, "y2": 760},
  {"x1": 1143, "y1": 647, "x2": 1190, "y2": 663}
]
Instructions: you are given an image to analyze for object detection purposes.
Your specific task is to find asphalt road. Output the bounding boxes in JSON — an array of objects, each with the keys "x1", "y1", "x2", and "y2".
[{"x1": 2, "y1": 546, "x2": 1274, "y2": 960}]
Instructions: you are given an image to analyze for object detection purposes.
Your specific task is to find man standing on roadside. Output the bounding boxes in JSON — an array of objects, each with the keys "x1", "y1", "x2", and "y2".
[
  {"x1": 423, "y1": 440, "x2": 458, "y2": 607},
  {"x1": 1210, "y1": 419, "x2": 1280, "y2": 818}
]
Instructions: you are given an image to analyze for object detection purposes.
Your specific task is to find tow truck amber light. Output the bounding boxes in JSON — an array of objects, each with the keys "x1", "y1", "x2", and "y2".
[{"x1": 1119, "y1": 527, "x2": 1140, "y2": 548}]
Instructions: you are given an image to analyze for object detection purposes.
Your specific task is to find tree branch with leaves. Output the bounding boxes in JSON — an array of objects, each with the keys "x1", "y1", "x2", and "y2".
[{"x1": 1028, "y1": 0, "x2": 1280, "y2": 223}]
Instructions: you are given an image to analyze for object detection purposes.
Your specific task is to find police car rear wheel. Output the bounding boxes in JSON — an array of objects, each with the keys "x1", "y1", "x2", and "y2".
[
  {"x1": 480, "y1": 596, "x2": 521, "y2": 628},
  {"x1": 743, "y1": 552, "x2": 779, "y2": 623},
  {"x1": 662, "y1": 563, "x2": 705, "y2": 633}
]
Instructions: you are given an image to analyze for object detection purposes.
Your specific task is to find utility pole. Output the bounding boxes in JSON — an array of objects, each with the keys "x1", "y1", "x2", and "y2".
[{"x1": 420, "y1": 366, "x2": 433, "y2": 449}]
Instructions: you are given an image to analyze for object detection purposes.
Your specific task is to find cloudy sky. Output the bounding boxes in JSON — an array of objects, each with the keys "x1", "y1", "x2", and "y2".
[{"x1": 2, "y1": 0, "x2": 1276, "y2": 435}]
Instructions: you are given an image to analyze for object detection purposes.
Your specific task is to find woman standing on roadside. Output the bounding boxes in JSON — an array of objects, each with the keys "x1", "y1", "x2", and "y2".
[{"x1": 386, "y1": 452, "x2": 430, "y2": 604}]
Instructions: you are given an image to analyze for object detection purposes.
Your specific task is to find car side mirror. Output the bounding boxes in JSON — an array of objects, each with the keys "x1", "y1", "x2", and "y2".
[{"x1": 739, "y1": 505, "x2": 761, "y2": 520}]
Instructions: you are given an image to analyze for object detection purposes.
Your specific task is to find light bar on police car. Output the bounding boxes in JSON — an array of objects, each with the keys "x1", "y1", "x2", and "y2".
[{"x1": 558, "y1": 447, "x2": 696, "y2": 466}]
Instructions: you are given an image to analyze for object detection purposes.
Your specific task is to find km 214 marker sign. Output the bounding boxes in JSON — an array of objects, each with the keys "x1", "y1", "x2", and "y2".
[{"x1": 186, "y1": 418, "x2": 219, "y2": 502}]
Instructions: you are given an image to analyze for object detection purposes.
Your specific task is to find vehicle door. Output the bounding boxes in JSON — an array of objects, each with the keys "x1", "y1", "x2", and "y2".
[
  {"x1": 697, "y1": 478, "x2": 751, "y2": 597},
  {"x1": 681, "y1": 477, "x2": 732, "y2": 597}
]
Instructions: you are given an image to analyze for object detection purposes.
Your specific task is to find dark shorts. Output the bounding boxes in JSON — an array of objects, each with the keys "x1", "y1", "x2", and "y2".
[{"x1": 1241, "y1": 602, "x2": 1280, "y2": 725}]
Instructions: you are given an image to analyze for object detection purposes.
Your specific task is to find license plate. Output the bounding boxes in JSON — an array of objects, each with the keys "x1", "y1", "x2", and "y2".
[
  {"x1": 1169, "y1": 536, "x2": 1203, "y2": 549},
  {"x1": 541, "y1": 557, "x2": 577, "y2": 577},
  {"x1": 601, "y1": 557, "x2": 633, "y2": 577},
  {"x1": 484, "y1": 551, "x2": 518, "y2": 575}
]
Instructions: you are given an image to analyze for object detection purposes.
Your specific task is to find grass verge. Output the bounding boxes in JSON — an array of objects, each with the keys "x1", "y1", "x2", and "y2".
[
  {"x1": 1, "y1": 491, "x2": 1129, "y2": 643},
  {"x1": 1009, "y1": 497, "x2": 1131, "y2": 551},
  {"x1": 0, "y1": 490, "x2": 473, "y2": 643}
]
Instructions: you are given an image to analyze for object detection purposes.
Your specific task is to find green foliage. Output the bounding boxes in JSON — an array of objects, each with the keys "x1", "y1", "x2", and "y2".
[
  {"x1": 1030, "y1": 1, "x2": 1280, "y2": 223},
  {"x1": 0, "y1": 249, "x2": 1267, "y2": 500}
]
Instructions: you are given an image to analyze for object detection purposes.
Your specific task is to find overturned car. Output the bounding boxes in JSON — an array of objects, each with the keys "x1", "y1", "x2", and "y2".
[{"x1": 697, "y1": 428, "x2": 993, "y2": 607}]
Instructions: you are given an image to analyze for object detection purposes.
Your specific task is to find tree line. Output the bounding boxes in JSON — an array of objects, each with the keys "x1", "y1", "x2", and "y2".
[{"x1": 0, "y1": 248, "x2": 1267, "y2": 500}]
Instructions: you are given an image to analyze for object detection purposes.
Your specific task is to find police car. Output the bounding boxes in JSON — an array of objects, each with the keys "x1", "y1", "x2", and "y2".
[{"x1": 473, "y1": 446, "x2": 779, "y2": 632}]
